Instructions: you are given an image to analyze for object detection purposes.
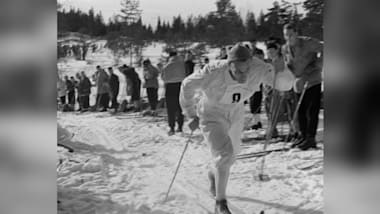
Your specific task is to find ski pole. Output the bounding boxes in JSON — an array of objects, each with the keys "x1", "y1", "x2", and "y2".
[
  {"x1": 255, "y1": 72, "x2": 280, "y2": 181},
  {"x1": 164, "y1": 131, "x2": 194, "y2": 202},
  {"x1": 286, "y1": 81, "x2": 309, "y2": 141},
  {"x1": 257, "y1": 93, "x2": 284, "y2": 181}
]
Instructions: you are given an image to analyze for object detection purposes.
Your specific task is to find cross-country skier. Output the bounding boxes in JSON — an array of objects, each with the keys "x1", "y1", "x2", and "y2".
[{"x1": 180, "y1": 44, "x2": 276, "y2": 214}]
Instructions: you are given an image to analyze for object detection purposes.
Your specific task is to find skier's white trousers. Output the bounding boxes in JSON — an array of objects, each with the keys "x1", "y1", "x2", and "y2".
[{"x1": 198, "y1": 100, "x2": 244, "y2": 169}]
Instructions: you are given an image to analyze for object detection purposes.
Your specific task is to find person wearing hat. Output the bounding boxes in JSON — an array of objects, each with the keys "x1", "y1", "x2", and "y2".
[
  {"x1": 119, "y1": 64, "x2": 142, "y2": 112},
  {"x1": 95, "y1": 65, "x2": 110, "y2": 112},
  {"x1": 180, "y1": 43, "x2": 276, "y2": 214},
  {"x1": 142, "y1": 59, "x2": 159, "y2": 114},
  {"x1": 108, "y1": 67, "x2": 120, "y2": 111},
  {"x1": 162, "y1": 50, "x2": 187, "y2": 135},
  {"x1": 184, "y1": 51, "x2": 195, "y2": 76}
]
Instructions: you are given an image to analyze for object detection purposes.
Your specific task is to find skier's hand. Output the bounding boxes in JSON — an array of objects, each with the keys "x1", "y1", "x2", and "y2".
[
  {"x1": 188, "y1": 117, "x2": 200, "y2": 131},
  {"x1": 294, "y1": 78, "x2": 306, "y2": 93}
]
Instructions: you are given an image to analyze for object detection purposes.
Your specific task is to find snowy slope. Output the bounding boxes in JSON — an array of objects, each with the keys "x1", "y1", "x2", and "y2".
[{"x1": 57, "y1": 110, "x2": 323, "y2": 214}]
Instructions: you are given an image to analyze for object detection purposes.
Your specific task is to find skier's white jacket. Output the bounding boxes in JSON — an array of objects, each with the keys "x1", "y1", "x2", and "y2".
[{"x1": 180, "y1": 57, "x2": 274, "y2": 157}]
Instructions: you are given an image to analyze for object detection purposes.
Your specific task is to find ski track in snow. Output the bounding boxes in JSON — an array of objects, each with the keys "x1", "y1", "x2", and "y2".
[
  {"x1": 57, "y1": 42, "x2": 323, "y2": 214},
  {"x1": 58, "y1": 111, "x2": 323, "y2": 214}
]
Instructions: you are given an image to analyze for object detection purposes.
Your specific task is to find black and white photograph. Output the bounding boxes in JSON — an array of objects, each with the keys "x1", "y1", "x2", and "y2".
[
  {"x1": 6, "y1": 0, "x2": 380, "y2": 214},
  {"x1": 57, "y1": 0, "x2": 323, "y2": 213}
]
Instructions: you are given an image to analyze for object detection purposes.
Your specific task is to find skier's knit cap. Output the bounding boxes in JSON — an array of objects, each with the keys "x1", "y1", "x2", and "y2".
[{"x1": 227, "y1": 44, "x2": 252, "y2": 63}]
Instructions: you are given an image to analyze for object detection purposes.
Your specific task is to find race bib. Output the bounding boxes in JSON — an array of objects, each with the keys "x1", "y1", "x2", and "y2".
[{"x1": 219, "y1": 84, "x2": 252, "y2": 104}]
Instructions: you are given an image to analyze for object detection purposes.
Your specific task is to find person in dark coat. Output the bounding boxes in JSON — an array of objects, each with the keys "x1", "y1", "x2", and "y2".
[
  {"x1": 119, "y1": 64, "x2": 141, "y2": 111},
  {"x1": 161, "y1": 51, "x2": 186, "y2": 135},
  {"x1": 65, "y1": 75, "x2": 75, "y2": 109},
  {"x1": 108, "y1": 67, "x2": 120, "y2": 110},
  {"x1": 75, "y1": 73, "x2": 82, "y2": 110},
  {"x1": 218, "y1": 47, "x2": 228, "y2": 60},
  {"x1": 95, "y1": 65, "x2": 110, "y2": 112},
  {"x1": 78, "y1": 71, "x2": 92, "y2": 111},
  {"x1": 184, "y1": 51, "x2": 195, "y2": 76},
  {"x1": 282, "y1": 23, "x2": 323, "y2": 150},
  {"x1": 82, "y1": 45, "x2": 88, "y2": 60},
  {"x1": 142, "y1": 59, "x2": 159, "y2": 112}
]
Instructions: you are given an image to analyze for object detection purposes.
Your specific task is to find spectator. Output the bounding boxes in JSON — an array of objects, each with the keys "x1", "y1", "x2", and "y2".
[
  {"x1": 184, "y1": 51, "x2": 195, "y2": 76},
  {"x1": 282, "y1": 23, "x2": 323, "y2": 150},
  {"x1": 108, "y1": 67, "x2": 120, "y2": 111},
  {"x1": 65, "y1": 75, "x2": 75, "y2": 109},
  {"x1": 78, "y1": 71, "x2": 92, "y2": 111},
  {"x1": 75, "y1": 73, "x2": 82, "y2": 110},
  {"x1": 95, "y1": 65, "x2": 110, "y2": 112},
  {"x1": 119, "y1": 64, "x2": 142, "y2": 111},
  {"x1": 142, "y1": 59, "x2": 159, "y2": 113},
  {"x1": 249, "y1": 84, "x2": 263, "y2": 130},
  {"x1": 161, "y1": 50, "x2": 186, "y2": 135},
  {"x1": 82, "y1": 45, "x2": 88, "y2": 60},
  {"x1": 250, "y1": 39, "x2": 264, "y2": 57},
  {"x1": 218, "y1": 47, "x2": 228, "y2": 60},
  {"x1": 263, "y1": 41, "x2": 297, "y2": 137},
  {"x1": 57, "y1": 76, "x2": 67, "y2": 106},
  {"x1": 255, "y1": 49, "x2": 265, "y2": 61},
  {"x1": 201, "y1": 57, "x2": 210, "y2": 69}
]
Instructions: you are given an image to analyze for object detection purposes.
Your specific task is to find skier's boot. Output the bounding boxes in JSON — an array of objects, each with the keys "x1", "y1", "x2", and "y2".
[
  {"x1": 298, "y1": 137, "x2": 317, "y2": 151},
  {"x1": 208, "y1": 171, "x2": 216, "y2": 197},
  {"x1": 168, "y1": 128, "x2": 175, "y2": 136},
  {"x1": 250, "y1": 122, "x2": 262, "y2": 130},
  {"x1": 215, "y1": 199, "x2": 231, "y2": 214},
  {"x1": 290, "y1": 136, "x2": 305, "y2": 148}
]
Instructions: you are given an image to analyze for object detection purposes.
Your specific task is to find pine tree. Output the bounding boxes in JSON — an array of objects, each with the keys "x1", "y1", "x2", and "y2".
[
  {"x1": 302, "y1": 0, "x2": 323, "y2": 39},
  {"x1": 212, "y1": 0, "x2": 244, "y2": 45},
  {"x1": 185, "y1": 16, "x2": 195, "y2": 41},
  {"x1": 245, "y1": 11, "x2": 257, "y2": 40},
  {"x1": 156, "y1": 17, "x2": 162, "y2": 39},
  {"x1": 118, "y1": 0, "x2": 142, "y2": 25}
]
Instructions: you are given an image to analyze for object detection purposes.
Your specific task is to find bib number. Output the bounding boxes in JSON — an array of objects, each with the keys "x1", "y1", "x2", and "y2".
[{"x1": 219, "y1": 85, "x2": 251, "y2": 104}]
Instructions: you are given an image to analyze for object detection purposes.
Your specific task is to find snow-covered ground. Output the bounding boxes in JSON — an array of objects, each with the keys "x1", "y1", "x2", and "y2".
[
  {"x1": 57, "y1": 110, "x2": 323, "y2": 214},
  {"x1": 57, "y1": 42, "x2": 323, "y2": 214}
]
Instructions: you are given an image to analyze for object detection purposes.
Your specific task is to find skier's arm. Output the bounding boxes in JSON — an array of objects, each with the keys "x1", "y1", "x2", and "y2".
[{"x1": 180, "y1": 65, "x2": 214, "y2": 118}]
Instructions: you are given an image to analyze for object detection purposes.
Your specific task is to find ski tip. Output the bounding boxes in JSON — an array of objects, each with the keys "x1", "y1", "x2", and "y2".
[{"x1": 259, "y1": 211, "x2": 265, "y2": 214}]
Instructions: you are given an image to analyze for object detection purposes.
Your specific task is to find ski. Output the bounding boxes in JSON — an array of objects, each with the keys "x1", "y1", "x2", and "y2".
[{"x1": 236, "y1": 147, "x2": 291, "y2": 160}]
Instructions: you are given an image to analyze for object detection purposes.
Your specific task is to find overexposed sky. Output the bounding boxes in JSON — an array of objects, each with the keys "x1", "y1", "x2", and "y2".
[{"x1": 59, "y1": 0, "x2": 304, "y2": 27}]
